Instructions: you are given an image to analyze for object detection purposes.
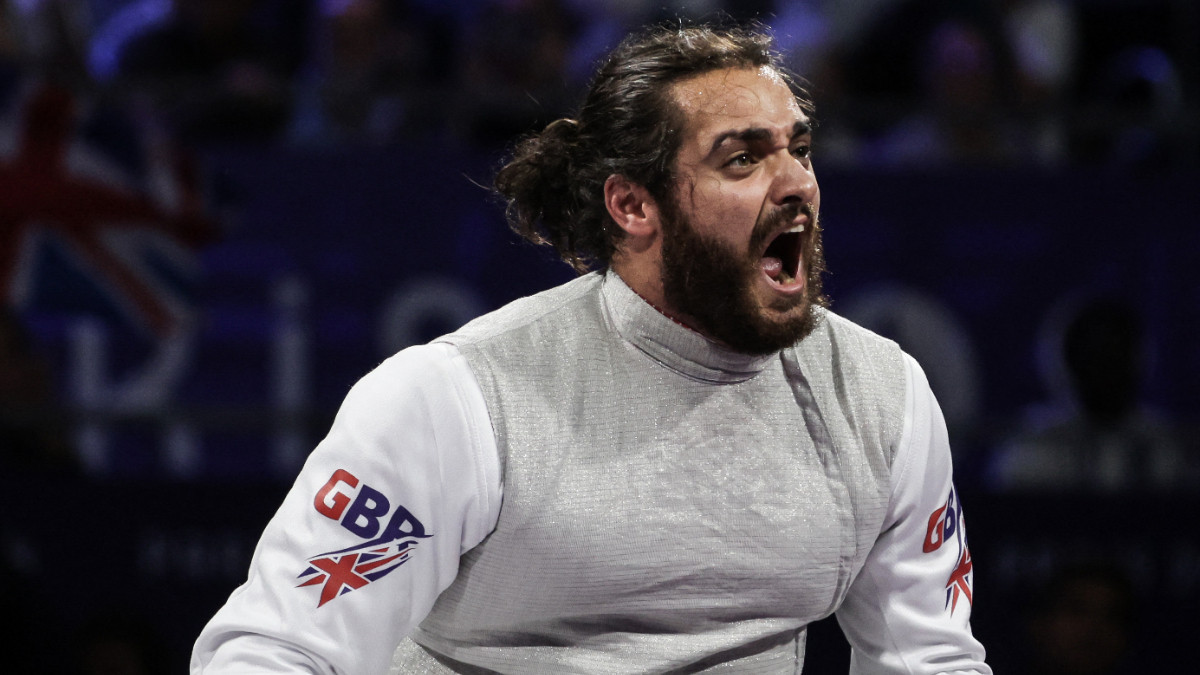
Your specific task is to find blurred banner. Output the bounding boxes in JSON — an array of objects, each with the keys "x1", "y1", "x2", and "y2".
[{"x1": 12, "y1": 145, "x2": 1197, "y2": 480}]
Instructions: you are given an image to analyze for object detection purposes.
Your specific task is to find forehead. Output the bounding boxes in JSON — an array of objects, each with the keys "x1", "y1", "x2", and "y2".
[{"x1": 670, "y1": 66, "x2": 807, "y2": 145}]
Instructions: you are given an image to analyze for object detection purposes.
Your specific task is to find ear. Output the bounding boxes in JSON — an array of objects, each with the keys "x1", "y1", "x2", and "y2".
[{"x1": 604, "y1": 174, "x2": 660, "y2": 240}]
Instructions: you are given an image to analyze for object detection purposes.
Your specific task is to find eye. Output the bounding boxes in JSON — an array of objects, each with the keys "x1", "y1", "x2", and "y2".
[
  {"x1": 792, "y1": 144, "x2": 812, "y2": 159},
  {"x1": 725, "y1": 152, "x2": 755, "y2": 168}
]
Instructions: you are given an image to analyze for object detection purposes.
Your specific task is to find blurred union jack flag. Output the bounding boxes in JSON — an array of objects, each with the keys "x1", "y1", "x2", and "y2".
[{"x1": 1, "y1": 77, "x2": 220, "y2": 337}]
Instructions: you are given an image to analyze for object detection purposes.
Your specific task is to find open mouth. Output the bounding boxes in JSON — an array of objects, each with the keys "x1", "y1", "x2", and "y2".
[{"x1": 760, "y1": 224, "x2": 805, "y2": 287}]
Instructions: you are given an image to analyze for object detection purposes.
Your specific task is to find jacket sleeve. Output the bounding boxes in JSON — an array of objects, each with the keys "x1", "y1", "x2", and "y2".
[
  {"x1": 191, "y1": 343, "x2": 501, "y2": 675},
  {"x1": 835, "y1": 353, "x2": 992, "y2": 674}
]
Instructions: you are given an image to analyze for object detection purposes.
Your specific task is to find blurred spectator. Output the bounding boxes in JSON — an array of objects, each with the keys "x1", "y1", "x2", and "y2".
[
  {"x1": 988, "y1": 295, "x2": 1189, "y2": 492},
  {"x1": 112, "y1": 0, "x2": 305, "y2": 144},
  {"x1": 562, "y1": 0, "x2": 654, "y2": 88},
  {"x1": 1020, "y1": 561, "x2": 1138, "y2": 675},
  {"x1": 1093, "y1": 45, "x2": 1186, "y2": 166},
  {"x1": 443, "y1": 0, "x2": 782, "y2": 148},
  {"x1": 869, "y1": 14, "x2": 1028, "y2": 165},
  {"x1": 289, "y1": 0, "x2": 450, "y2": 146},
  {"x1": 450, "y1": 0, "x2": 582, "y2": 147},
  {"x1": 1068, "y1": 1, "x2": 1195, "y2": 166},
  {"x1": 1002, "y1": 0, "x2": 1078, "y2": 164},
  {"x1": 771, "y1": 1, "x2": 862, "y2": 165}
]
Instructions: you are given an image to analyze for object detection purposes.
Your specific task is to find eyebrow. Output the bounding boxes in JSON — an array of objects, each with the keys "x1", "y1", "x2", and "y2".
[{"x1": 708, "y1": 120, "x2": 812, "y2": 155}]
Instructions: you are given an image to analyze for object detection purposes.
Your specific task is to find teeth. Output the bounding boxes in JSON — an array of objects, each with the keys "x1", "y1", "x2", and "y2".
[{"x1": 786, "y1": 223, "x2": 805, "y2": 234}]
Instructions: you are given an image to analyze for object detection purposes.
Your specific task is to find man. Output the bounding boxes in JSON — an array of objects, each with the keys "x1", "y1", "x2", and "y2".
[{"x1": 193, "y1": 24, "x2": 991, "y2": 674}]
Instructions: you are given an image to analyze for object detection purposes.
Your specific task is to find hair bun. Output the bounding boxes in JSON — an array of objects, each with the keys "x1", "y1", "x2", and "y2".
[{"x1": 495, "y1": 116, "x2": 593, "y2": 272}]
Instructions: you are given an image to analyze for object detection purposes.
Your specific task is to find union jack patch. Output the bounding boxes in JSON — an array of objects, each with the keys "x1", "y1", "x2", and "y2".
[{"x1": 297, "y1": 536, "x2": 423, "y2": 607}]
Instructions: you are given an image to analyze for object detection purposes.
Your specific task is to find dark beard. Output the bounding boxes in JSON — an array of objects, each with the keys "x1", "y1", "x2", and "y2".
[{"x1": 659, "y1": 200, "x2": 827, "y2": 355}]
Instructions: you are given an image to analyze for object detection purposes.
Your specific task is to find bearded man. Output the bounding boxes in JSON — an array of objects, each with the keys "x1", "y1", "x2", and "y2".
[{"x1": 193, "y1": 24, "x2": 992, "y2": 674}]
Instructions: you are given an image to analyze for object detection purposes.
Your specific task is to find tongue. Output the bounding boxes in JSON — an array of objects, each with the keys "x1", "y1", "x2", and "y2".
[{"x1": 760, "y1": 256, "x2": 783, "y2": 279}]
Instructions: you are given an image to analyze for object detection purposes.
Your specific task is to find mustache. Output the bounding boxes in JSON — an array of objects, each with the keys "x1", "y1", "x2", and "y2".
[{"x1": 749, "y1": 202, "x2": 817, "y2": 253}]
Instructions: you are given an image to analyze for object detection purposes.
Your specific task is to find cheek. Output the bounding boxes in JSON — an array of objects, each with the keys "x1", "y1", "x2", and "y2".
[{"x1": 688, "y1": 182, "x2": 762, "y2": 234}]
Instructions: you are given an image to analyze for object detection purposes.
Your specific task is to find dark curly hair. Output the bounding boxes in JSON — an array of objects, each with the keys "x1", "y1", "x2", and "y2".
[{"x1": 494, "y1": 23, "x2": 811, "y2": 273}]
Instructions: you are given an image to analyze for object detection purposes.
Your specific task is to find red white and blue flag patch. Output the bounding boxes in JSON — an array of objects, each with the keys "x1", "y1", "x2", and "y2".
[
  {"x1": 924, "y1": 484, "x2": 974, "y2": 614},
  {"x1": 298, "y1": 536, "x2": 423, "y2": 607},
  {"x1": 299, "y1": 469, "x2": 431, "y2": 607}
]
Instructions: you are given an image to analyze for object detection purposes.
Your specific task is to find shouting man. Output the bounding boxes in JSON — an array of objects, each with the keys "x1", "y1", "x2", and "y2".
[{"x1": 193, "y1": 23, "x2": 991, "y2": 674}]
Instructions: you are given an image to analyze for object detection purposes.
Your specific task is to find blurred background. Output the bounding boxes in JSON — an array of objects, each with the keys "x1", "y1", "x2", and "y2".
[{"x1": 1, "y1": 0, "x2": 1196, "y2": 672}]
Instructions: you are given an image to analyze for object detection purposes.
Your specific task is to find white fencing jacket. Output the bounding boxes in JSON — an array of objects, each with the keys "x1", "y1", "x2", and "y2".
[{"x1": 192, "y1": 272, "x2": 990, "y2": 674}]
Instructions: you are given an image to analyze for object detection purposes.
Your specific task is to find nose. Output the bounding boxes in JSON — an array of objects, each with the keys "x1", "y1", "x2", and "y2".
[{"x1": 770, "y1": 151, "x2": 818, "y2": 209}]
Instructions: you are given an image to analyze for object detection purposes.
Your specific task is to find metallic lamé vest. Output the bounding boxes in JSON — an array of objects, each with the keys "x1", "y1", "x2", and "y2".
[{"x1": 391, "y1": 272, "x2": 906, "y2": 674}]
